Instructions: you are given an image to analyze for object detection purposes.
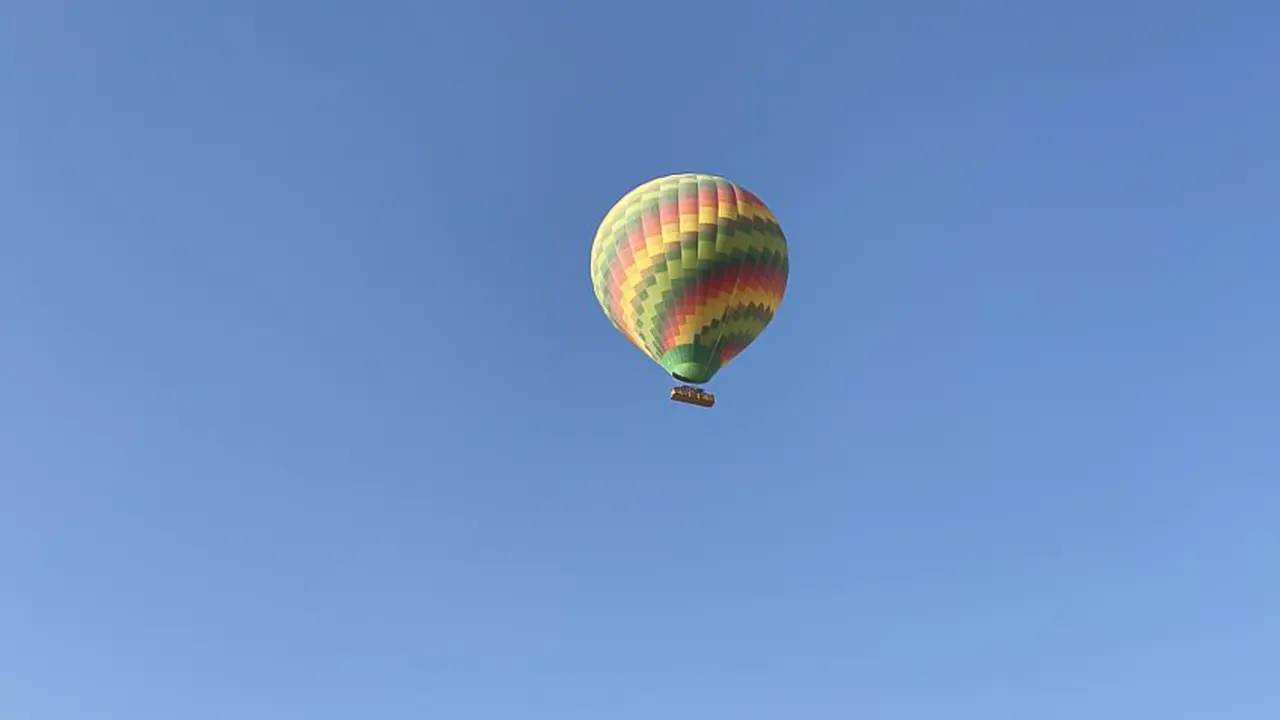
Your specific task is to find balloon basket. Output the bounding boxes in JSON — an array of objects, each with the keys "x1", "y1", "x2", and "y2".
[{"x1": 670, "y1": 385, "x2": 715, "y2": 408}]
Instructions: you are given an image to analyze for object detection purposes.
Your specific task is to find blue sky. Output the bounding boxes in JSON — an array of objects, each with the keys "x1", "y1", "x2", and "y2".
[{"x1": 3, "y1": 1, "x2": 1278, "y2": 718}]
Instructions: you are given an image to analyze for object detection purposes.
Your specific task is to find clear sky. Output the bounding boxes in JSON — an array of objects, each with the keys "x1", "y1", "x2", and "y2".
[{"x1": 3, "y1": 1, "x2": 1278, "y2": 718}]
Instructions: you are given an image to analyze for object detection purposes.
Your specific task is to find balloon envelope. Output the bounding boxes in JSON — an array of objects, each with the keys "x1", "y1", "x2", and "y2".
[{"x1": 590, "y1": 173, "x2": 789, "y2": 384}]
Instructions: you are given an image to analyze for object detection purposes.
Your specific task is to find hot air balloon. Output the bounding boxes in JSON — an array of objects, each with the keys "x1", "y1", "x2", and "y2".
[{"x1": 589, "y1": 173, "x2": 789, "y2": 408}]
